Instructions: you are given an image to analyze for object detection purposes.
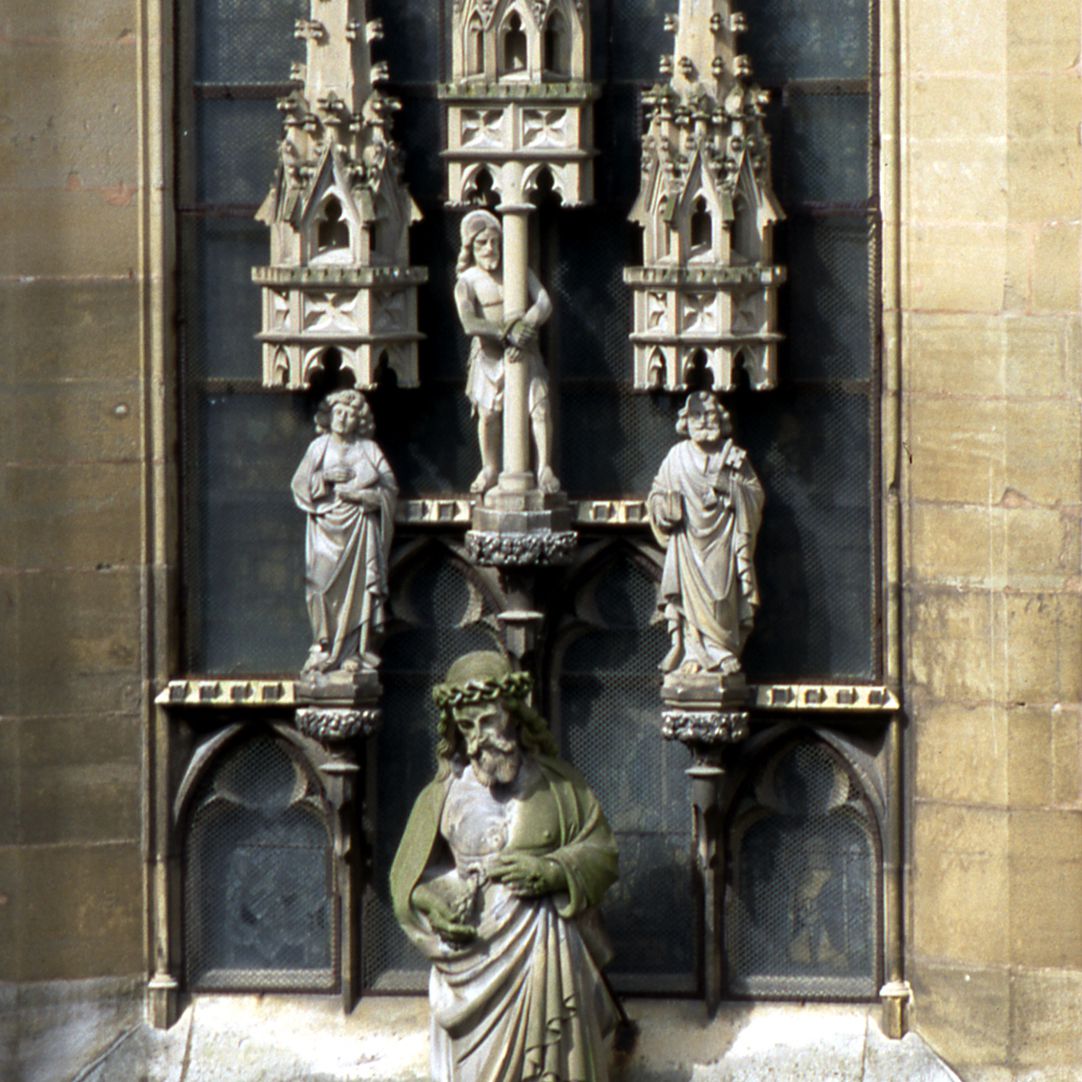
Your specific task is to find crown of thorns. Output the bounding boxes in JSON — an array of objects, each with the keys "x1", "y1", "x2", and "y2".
[{"x1": 432, "y1": 671, "x2": 534, "y2": 710}]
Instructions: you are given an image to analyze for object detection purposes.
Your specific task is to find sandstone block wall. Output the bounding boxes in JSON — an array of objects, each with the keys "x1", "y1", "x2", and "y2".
[
  {"x1": 1, "y1": 2, "x2": 1080, "y2": 1079},
  {"x1": 0, "y1": 0, "x2": 147, "y2": 983},
  {"x1": 899, "y1": 1, "x2": 1082, "y2": 1077}
]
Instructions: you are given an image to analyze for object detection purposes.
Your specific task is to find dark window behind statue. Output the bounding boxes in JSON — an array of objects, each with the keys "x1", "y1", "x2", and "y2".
[{"x1": 177, "y1": 0, "x2": 880, "y2": 997}]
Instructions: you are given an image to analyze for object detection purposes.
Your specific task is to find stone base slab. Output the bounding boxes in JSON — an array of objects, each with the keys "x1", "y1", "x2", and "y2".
[
  {"x1": 296, "y1": 669, "x2": 380, "y2": 707},
  {"x1": 62, "y1": 994, "x2": 962, "y2": 1082}
]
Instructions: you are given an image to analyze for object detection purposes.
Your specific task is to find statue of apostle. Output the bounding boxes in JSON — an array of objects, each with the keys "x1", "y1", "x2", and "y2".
[
  {"x1": 648, "y1": 392, "x2": 765, "y2": 677},
  {"x1": 391, "y1": 651, "x2": 619, "y2": 1082},
  {"x1": 454, "y1": 209, "x2": 559, "y2": 496},
  {"x1": 291, "y1": 388, "x2": 397, "y2": 675}
]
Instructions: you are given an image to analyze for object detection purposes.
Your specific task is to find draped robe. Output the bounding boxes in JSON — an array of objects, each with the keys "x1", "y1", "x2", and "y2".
[
  {"x1": 290, "y1": 433, "x2": 396, "y2": 669},
  {"x1": 648, "y1": 437, "x2": 765, "y2": 674},
  {"x1": 391, "y1": 756, "x2": 619, "y2": 1082}
]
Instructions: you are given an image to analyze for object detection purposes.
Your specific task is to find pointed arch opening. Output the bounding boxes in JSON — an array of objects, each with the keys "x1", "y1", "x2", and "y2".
[
  {"x1": 317, "y1": 195, "x2": 350, "y2": 253},
  {"x1": 725, "y1": 735, "x2": 882, "y2": 998},
  {"x1": 182, "y1": 732, "x2": 336, "y2": 991},
  {"x1": 682, "y1": 348, "x2": 713, "y2": 390},
  {"x1": 543, "y1": 9, "x2": 570, "y2": 75},
  {"x1": 466, "y1": 13, "x2": 484, "y2": 75},
  {"x1": 690, "y1": 194, "x2": 712, "y2": 250},
  {"x1": 500, "y1": 10, "x2": 528, "y2": 75},
  {"x1": 465, "y1": 165, "x2": 498, "y2": 207}
]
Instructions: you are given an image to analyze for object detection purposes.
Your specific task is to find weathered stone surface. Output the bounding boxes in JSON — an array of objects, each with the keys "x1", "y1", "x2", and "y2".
[
  {"x1": 908, "y1": 588, "x2": 1001, "y2": 702},
  {"x1": 914, "y1": 701, "x2": 1008, "y2": 806},
  {"x1": 0, "y1": 41, "x2": 138, "y2": 189},
  {"x1": 910, "y1": 964, "x2": 1011, "y2": 1074},
  {"x1": 1, "y1": 0, "x2": 137, "y2": 41},
  {"x1": 906, "y1": 224, "x2": 1008, "y2": 313},
  {"x1": 912, "y1": 803, "x2": 1010, "y2": 965},
  {"x1": 906, "y1": 0, "x2": 1007, "y2": 75},
  {"x1": 0, "y1": 189, "x2": 138, "y2": 278},
  {"x1": 0, "y1": 279, "x2": 144, "y2": 385},
  {"x1": 11, "y1": 977, "x2": 142, "y2": 1082},
  {"x1": 1011, "y1": 968, "x2": 1082, "y2": 1068},
  {"x1": 60, "y1": 997, "x2": 962, "y2": 1082},
  {"x1": 17, "y1": 713, "x2": 140, "y2": 845},
  {"x1": 6, "y1": 462, "x2": 143, "y2": 571},
  {"x1": 14, "y1": 569, "x2": 142, "y2": 718},
  {"x1": 906, "y1": 397, "x2": 1005, "y2": 504},
  {"x1": 20, "y1": 843, "x2": 142, "y2": 979},
  {"x1": 0, "y1": 382, "x2": 142, "y2": 468}
]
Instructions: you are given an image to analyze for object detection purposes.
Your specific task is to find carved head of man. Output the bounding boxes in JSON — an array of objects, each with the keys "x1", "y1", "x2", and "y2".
[
  {"x1": 676, "y1": 391, "x2": 732, "y2": 450},
  {"x1": 317, "y1": 388, "x2": 375, "y2": 439},
  {"x1": 458, "y1": 209, "x2": 502, "y2": 274},
  {"x1": 432, "y1": 652, "x2": 558, "y2": 789}
]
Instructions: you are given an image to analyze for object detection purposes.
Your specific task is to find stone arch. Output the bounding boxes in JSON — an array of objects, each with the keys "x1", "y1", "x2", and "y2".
[
  {"x1": 724, "y1": 732, "x2": 883, "y2": 998},
  {"x1": 179, "y1": 726, "x2": 337, "y2": 991}
]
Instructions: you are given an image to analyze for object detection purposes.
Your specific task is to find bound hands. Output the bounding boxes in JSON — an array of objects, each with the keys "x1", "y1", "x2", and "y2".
[{"x1": 503, "y1": 317, "x2": 538, "y2": 364}]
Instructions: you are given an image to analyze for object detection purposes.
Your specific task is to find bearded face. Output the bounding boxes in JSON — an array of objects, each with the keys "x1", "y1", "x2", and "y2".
[
  {"x1": 472, "y1": 228, "x2": 501, "y2": 273},
  {"x1": 452, "y1": 701, "x2": 522, "y2": 788}
]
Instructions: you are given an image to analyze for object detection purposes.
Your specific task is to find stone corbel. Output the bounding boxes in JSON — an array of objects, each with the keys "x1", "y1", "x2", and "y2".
[{"x1": 662, "y1": 700, "x2": 750, "y2": 1014}]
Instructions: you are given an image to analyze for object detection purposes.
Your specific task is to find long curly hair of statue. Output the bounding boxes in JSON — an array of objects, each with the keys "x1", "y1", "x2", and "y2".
[
  {"x1": 675, "y1": 390, "x2": 732, "y2": 438},
  {"x1": 313, "y1": 387, "x2": 375, "y2": 437},
  {"x1": 432, "y1": 651, "x2": 558, "y2": 777},
  {"x1": 456, "y1": 209, "x2": 501, "y2": 277}
]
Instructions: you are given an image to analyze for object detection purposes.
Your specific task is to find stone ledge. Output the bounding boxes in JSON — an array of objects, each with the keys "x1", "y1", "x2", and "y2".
[{"x1": 48, "y1": 993, "x2": 963, "y2": 1082}]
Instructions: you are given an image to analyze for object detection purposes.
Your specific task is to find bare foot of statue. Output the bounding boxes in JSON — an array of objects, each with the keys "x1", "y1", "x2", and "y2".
[
  {"x1": 470, "y1": 466, "x2": 498, "y2": 495},
  {"x1": 537, "y1": 466, "x2": 561, "y2": 494}
]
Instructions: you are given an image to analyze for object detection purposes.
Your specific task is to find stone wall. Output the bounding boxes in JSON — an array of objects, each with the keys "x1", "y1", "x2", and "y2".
[
  {"x1": 1, "y1": 0, "x2": 1080, "y2": 1079},
  {"x1": 898, "y1": 0, "x2": 1082, "y2": 1078},
  {"x1": 0, "y1": 0, "x2": 147, "y2": 990}
]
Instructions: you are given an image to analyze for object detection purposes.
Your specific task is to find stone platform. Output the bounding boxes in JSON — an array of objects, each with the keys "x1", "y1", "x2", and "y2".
[{"x1": 12, "y1": 982, "x2": 963, "y2": 1082}]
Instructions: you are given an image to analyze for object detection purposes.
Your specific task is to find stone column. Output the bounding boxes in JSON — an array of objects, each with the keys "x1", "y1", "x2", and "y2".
[{"x1": 497, "y1": 192, "x2": 534, "y2": 493}]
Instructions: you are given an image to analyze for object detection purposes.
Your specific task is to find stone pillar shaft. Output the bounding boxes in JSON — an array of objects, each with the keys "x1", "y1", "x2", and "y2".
[{"x1": 498, "y1": 198, "x2": 533, "y2": 490}]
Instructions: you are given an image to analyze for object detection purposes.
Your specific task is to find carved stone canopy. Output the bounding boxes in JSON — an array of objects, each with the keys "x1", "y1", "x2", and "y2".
[
  {"x1": 625, "y1": 0, "x2": 785, "y2": 392},
  {"x1": 442, "y1": 0, "x2": 597, "y2": 207},
  {"x1": 253, "y1": 0, "x2": 427, "y2": 390}
]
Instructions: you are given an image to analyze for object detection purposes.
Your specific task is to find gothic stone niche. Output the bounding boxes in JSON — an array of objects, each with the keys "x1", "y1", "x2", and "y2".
[
  {"x1": 725, "y1": 738, "x2": 881, "y2": 998},
  {"x1": 183, "y1": 734, "x2": 336, "y2": 991},
  {"x1": 253, "y1": 0, "x2": 428, "y2": 390},
  {"x1": 442, "y1": 0, "x2": 596, "y2": 207},
  {"x1": 625, "y1": 0, "x2": 785, "y2": 392}
]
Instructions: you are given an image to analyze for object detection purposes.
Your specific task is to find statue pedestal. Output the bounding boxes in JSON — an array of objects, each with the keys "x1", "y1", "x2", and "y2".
[
  {"x1": 466, "y1": 487, "x2": 577, "y2": 566},
  {"x1": 660, "y1": 671, "x2": 751, "y2": 1014},
  {"x1": 297, "y1": 668, "x2": 381, "y2": 708},
  {"x1": 661, "y1": 671, "x2": 751, "y2": 743},
  {"x1": 294, "y1": 668, "x2": 382, "y2": 744}
]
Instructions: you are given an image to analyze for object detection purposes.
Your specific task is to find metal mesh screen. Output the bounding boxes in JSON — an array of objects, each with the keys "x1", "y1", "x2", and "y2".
[
  {"x1": 740, "y1": 0, "x2": 871, "y2": 83},
  {"x1": 184, "y1": 734, "x2": 337, "y2": 991},
  {"x1": 777, "y1": 91, "x2": 871, "y2": 207},
  {"x1": 556, "y1": 553, "x2": 697, "y2": 993},
  {"x1": 363, "y1": 552, "x2": 501, "y2": 991},
  {"x1": 725, "y1": 740, "x2": 879, "y2": 998},
  {"x1": 177, "y1": 0, "x2": 884, "y2": 1004},
  {"x1": 195, "y1": 0, "x2": 308, "y2": 84}
]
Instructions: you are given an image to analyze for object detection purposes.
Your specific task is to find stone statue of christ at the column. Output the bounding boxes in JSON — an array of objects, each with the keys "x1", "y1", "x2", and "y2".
[{"x1": 454, "y1": 209, "x2": 560, "y2": 496}]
